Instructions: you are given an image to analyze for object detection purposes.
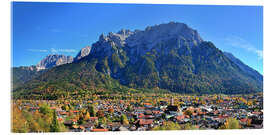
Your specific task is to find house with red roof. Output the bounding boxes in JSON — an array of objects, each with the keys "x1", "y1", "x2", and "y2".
[
  {"x1": 91, "y1": 129, "x2": 109, "y2": 132},
  {"x1": 137, "y1": 119, "x2": 154, "y2": 128}
]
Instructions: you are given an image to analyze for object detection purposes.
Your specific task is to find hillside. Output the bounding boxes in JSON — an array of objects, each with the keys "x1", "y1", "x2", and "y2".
[{"x1": 12, "y1": 22, "x2": 263, "y2": 99}]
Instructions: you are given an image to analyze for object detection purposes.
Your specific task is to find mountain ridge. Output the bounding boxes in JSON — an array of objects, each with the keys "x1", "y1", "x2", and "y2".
[
  {"x1": 12, "y1": 47, "x2": 91, "y2": 89},
  {"x1": 36, "y1": 54, "x2": 74, "y2": 70},
  {"x1": 12, "y1": 22, "x2": 263, "y2": 99},
  {"x1": 224, "y1": 52, "x2": 263, "y2": 84}
]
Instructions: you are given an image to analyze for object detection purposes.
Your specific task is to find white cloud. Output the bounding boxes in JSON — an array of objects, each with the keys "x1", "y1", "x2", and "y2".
[
  {"x1": 27, "y1": 48, "x2": 77, "y2": 54},
  {"x1": 256, "y1": 50, "x2": 263, "y2": 59},
  {"x1": 225, "y1": 35, "x2": 263, "y2": 60},
  {"x1": 27, "y1": 49, "x2": 48, "y2": 52},
  {"x1": 50, "y1": 48, "x2": 77, "y2": 53},
  {"x1": 51, "y1": 48, "x2": 58, "y2": 53}
]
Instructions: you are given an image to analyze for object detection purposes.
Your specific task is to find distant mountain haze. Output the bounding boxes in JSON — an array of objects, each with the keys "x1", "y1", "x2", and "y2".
[{"x1": 12, "y1": 22, "x2": 263, "y2": 99}]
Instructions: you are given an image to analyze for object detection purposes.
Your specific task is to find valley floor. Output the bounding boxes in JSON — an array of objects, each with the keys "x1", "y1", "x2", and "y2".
[{"x1": 11, "y1": 93, "x2": 263, "y2": 132}]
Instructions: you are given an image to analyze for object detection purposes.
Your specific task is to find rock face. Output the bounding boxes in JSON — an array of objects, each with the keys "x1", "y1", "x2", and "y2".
[
  {"x1": 74, "y1": 46, "x2": 91, "y2": 61},
  {"x1": 91, "y1": 22, "x2": 202, "y2": 59},
  {"x1": 36, "y1": 54, "x2": 73, "y2": 70},
  {"x1": 125, "y1": 22, "x2": 202, "y2": 53},
  {"x1": 13, "y1": 22, "x2": 263, "y2": 98}
]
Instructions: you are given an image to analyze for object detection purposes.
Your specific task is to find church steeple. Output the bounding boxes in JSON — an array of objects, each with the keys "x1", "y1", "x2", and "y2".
[{"x1": 170, "y1": 97, "x2": 174, "y2": 105}]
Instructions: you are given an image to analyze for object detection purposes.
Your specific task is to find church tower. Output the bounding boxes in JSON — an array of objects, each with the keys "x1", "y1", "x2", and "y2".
[{"x1": 170, "y1": 97, "x2": 174, "y2": 105}]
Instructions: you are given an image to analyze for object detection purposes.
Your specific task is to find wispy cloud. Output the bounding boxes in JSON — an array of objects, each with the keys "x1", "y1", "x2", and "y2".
[
  {"x1": 225, "y1": 35, "x2": 263, "y2": 60},
  {"x1": 27, "y1": 48, "x2": 77, "y2": 54},
  {"x1": 27, "y1": 49, "x2": 48, "y2": 52},
  {"x1": 50, "y1": 48, "x2": 77, "y2": 53}
]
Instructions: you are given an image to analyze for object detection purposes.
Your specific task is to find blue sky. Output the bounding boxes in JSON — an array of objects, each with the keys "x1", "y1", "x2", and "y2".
[{"x1": 12, "y1": 2, "x2": 263, "y2": 74}]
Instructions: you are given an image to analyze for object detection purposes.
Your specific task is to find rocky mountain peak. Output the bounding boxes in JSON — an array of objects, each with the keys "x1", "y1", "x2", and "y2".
[
  {"x1": 123, "y1": 22, "x2": 203, "y2": 57},
  {"x1": 36, "y1": 54, "x2": 73, "y2": 70},
  {"x1": 92, "y1": 22, "x2": 203, "y2": 57},
  {"x1": 117, "y1": 29, "x2": 133, "y2": 36},
  {"x1": 129, "y1": 22, "x2": 203, "y2": 46},
  {"x1": 74, "y1": 46, "x2": 91, "y2": 61},
  {"x1": 98, "y1": 33, "x2": 108, "y2": 42}
]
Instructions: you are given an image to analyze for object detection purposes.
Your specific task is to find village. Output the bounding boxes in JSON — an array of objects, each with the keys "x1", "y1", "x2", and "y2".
[{"x1": 12, "y1": 92, "x2": 263, "y2": 132}]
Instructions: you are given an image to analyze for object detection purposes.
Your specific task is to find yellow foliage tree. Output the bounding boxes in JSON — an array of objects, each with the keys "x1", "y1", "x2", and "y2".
[
  {"x1": 152, "y1": 121, "x2": 182, "y2": 130},
  {"x1": 120, "y1": 114, "x2": 129, "y2": 125},
  {"x1": 12, "y1": 105, "x2": 29, "y2": 133},
  {"x1": 84, "y1": 111, "x2": 91, "y2": 121},
  {"x1": 222, "y1": 117, "x2": 241, "y2": 129}
]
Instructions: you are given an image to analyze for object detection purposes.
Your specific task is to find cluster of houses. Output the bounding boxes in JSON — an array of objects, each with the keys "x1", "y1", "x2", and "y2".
[{"x1": 18, "y1": 93, "x2": 263, "y2": 132}]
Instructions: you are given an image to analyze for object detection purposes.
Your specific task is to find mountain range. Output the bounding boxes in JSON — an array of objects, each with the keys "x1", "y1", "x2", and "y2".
[
  {"x1": 12, "y1": 47, "x2": 92, "y2": 89},
  {"x1": 12, "y1": 22, "x2": 263, "y2": 99}
]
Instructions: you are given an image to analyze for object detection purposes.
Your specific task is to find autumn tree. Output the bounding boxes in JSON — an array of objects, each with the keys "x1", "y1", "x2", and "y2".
[
  {"x1": 12, "y1": 105, "x2": 29, "y2": 133},
  {"x1": 96, "y1": 110, "x2": 105, "y2": 118},
  {"x1": 39, "y1": 104, "x2": 53, "y2": 117},
  {"x1": 77, "y1": 111, "x2": 85, "y2": 125},
  {"x1": 152, "y1": 121, "x2": 181, "y2": 130},
  {"x1": 62, "y1": 105, "x2": 69, "y2": 111},
  {"x1": 50, "y1": 110, "x2": 60, "y2": 132},
  {"x1": 220, "y1": 117, "x2": 241, "y2": 129},
  {"x1": 184, "y1": 110, "x2": 193, "y2": 117},
  {"x1": 126, "y1": 105, "x2": 132, "y2": 112},
  {"x1": 108, "y1": 107, "x2": 114, "y2": 114},
  {"x1": 99, "y1": 117, "x2": 107, "y2": 125},
  {"x1": 84, "y1": 111, "x2": 91, "y2": 121},
  {"x1": 120, "y1": 114, "x2": 129, "y2": 125},
  {"x1": 88, "y1": 105, "x2": 96, "y2": 117},
  {"x1": 183, "y1": 123, "x2": 197, "y2": 130}
]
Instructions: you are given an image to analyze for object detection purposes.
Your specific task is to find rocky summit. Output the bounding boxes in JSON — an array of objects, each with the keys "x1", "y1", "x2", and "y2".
[
  {"x1": 74, "y1": 46, "x2": 91, "y2": 61},
  {"x1": 36, "y1": 54, "x2": 74, "y2": 70}
]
